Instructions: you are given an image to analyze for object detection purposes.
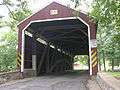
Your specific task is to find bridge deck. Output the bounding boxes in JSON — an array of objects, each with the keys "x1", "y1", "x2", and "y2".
[{"x1": 0, "y1": 71, "x2": 101, "y2": 90}]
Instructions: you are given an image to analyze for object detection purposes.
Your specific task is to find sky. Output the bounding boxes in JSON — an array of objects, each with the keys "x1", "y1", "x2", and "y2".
[
  {"x1": 29, "y1": 0, "x2": 93, "y2": 13},
  {"x1": 0, "y1": 0, "x2": 93, "y2": 17},
  {"x1": 0, "y1": 0, "x2": 93, "y2": 35}
]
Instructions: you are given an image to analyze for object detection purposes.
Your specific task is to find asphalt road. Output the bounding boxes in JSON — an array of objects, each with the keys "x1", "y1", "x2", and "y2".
[{"x1": 0, "y1": 71, "x2": 101, "y2": 90}]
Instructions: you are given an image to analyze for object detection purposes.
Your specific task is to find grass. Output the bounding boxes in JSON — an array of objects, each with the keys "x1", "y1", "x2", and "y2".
[{"x1": 107, "y1": 71, "x2": 120, "y2": 78}]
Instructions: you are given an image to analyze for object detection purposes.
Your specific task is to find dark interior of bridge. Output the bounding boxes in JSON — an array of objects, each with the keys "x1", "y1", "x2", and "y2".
[{"x1": 24, "y1": 19, "x2": 89, "y2": 76}]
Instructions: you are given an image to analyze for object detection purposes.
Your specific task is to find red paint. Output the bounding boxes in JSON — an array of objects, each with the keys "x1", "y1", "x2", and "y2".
[{"x1": 18, "y1": 2, "x2": 97, "y2": 52}]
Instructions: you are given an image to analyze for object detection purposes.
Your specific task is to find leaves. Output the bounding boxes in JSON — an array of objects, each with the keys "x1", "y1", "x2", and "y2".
[
  {"x1": 0, "y1": 31, "x2": 17, "y2": 71},
  {"x1": 70, "y1": 0, "x2": 81, "y2": 8},
  {"x1": 0, "y1": 0, "x2": 32, "y2": 71},
  {"x1": 74, "y1": 55, "x2": 88, "y2": 65},
  {"x1": 91, "y1": 0, "x2": 120, "y2": 70}
]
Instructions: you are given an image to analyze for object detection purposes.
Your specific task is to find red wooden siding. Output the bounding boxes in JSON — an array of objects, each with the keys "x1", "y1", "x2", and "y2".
[{"x1": 17, "y1": 2, "x2": 97, "y2": 50}]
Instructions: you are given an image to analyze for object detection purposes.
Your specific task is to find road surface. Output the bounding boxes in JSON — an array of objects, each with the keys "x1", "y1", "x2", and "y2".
[{"x1": 0, "y1": 71, "x2": 101, "y2": 90}]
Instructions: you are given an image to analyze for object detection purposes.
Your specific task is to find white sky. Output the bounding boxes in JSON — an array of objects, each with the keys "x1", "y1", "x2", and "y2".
[
  {"x1": 0, "y1": 0, "x2": 93, "y2": 35},
  {"x1": 0, "y1": 0, "x2": 93, "y2": 16},
  {"x1": 29, "y1": 0, "x2": 93, "y2": 13}
]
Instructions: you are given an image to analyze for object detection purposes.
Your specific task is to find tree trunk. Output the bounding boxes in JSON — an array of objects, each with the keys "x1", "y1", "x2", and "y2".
[
  {"x1": 103, "y1": 51, "x2": 106, "y2": 71},
  {"x1": 97, "y1": 51, "x2": 101, "y2": 71},
  {"x1": 112, "y1": 59, "x2": 114, "y2": 71},
  {"x1": 98, "y1": 58, "x2": 101, "y2": 71},
  {"x1": 112, "y1": 45, "x2": 115, "y2": 71}
]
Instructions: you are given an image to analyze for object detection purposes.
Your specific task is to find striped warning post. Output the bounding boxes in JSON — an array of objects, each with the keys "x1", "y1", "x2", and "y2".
[
  {"x1": 91, "y1": 49, "x2": 98, "y2": 68},
  {"x1": 17, "y1": 52, "x2": 21, "y2": 68}
]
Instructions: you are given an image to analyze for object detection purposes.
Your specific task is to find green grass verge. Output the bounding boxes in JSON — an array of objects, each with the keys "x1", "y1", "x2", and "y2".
[{"x1": 107, "y1": 71, "x2": 120, "y2": 78}]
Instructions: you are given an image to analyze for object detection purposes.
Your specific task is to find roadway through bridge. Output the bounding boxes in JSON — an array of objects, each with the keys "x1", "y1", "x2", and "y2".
[
  {"x1": 0, "y1": 71, "x2": 101, "y2": 90},
  {"x1": 17, "y1": 2, "x2": 98, "y2": 76}
]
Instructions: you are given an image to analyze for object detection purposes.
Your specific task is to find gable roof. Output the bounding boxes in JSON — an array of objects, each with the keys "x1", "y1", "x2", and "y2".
[{"x1": 18, "y1": 2, "x2": 92, "y2": 31}]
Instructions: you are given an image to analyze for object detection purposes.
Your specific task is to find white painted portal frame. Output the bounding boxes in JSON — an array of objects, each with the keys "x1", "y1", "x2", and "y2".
[
  {"x1": 21, "y1": 30, "x2": 25, "y2": 72},
  {"x1": 21, "y1": 17, "x2": 92, "y2": 75}
]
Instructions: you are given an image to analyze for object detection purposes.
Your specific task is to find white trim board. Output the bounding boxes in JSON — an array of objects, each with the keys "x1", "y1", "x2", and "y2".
[
  {"x1": 21, "y1": 30, "x2": 25, "y2": 72},
  {"x1": 20, "y1": 17, "x2": 78, "y2": 31},
  {"x1": 77, "y1": 17, "x2": 92, "y2": 75},
  {"x1": 20, "y1": 16, "x2": 92, "y2": 75}
]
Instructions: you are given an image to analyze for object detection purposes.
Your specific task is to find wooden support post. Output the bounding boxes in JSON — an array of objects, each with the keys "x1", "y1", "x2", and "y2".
[
  {"x1": 59, "y1": 44, "x2": 64, "y2": 73},
  {"x1": 37, "y1": 44, "x2": 48, "y2": 75},
  {"x1": 49, "y1": 48, "x2": 55, "y2": 73},
  {"x1": 32, "y1": 34, "x2": 37, "y2": 75},
  {"x1": 49, "y1": 45, "x2": 57, "y2": 73},
  {"x1": 46, "y1": 43, "x2": 50, "y2": 73},
  {"x1": 57, "y1": 46, "x2": 60, "y2": 72},
  {"x1": 62, "y1": 53, "x2": 65, "y2": 71},
  {"x1": 65, "y1": 54, "x2": 67, "y2": 70}
]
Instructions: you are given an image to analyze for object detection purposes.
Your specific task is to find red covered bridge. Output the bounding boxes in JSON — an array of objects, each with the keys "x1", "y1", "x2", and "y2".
[{"x1": 17, "y1": 2, "x2": 98, "y2": 76}]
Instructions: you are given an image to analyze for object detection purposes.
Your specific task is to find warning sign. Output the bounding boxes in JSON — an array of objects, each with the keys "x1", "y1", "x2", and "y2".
[{"x1": 90, "y1": 39, "x2": 97, "y2": 48}]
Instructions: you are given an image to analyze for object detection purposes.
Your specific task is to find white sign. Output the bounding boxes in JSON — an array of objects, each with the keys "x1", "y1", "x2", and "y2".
[
  {"x1": 90, "y1": 39, "x2": 97, "y2": 48},
  {"x1": 50, "y1": 10, "x2": 58, "y2": 15}
]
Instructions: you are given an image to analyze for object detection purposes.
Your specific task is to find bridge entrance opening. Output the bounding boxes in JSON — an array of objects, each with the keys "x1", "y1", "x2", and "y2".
[
  {"x1": 74, "y1": 55, "x2": 89, "y2": 70},
  {"x1": 23, "y1": 18, "x2": 90, "y2": 76},
  {"x1": 17, "y1": 2, "x2": 98, "y2": 76}
]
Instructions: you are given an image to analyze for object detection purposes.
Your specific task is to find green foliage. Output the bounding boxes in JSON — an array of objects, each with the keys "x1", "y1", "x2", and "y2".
[
  {"x1": 3, "y1": 0, "x2": 32, "y2": 31},
  {"x1": 107, "y1": 71, "x2": 120, "y2": 78},
  {"x1": 71, "y1": 0, "x2": 120, "y2": 70},
  {"x1": 0, "y1": 0, "x2": 32, "y2": 72},
  {"x1": 74, "y1": 55, "x2": 88, "y2": 65},
  {"x1": 90, "y1": 0, "x2": 120, "y2": 70},
  {"x1": 0, "y1": 18, "x2": 6, "y2": 28},
  {"x1": 0, "y1": 31, "x2": 17, "y2": 71}
]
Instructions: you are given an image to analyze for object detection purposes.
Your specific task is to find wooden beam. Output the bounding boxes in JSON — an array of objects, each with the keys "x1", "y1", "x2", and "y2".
[
  {"x1": 37, "y1": 44, "x2": 48, "y2": 75},
  {"x1": 46, "y1": 43, "x2": 50, "y2": 73},
  {"x1": 36, "y1": 24, "x2": 87, "y2": 33}
]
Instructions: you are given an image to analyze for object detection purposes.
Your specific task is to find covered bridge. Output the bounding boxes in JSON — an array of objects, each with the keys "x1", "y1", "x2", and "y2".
[{"x1": 17, "y1": 2, "x2": 98, "y2": 76}]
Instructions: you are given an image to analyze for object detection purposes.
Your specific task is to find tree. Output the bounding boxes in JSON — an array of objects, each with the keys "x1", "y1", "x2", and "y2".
[
  {"x1": 2, "y1": 0, "x2": 32, "y2": 31},
  {"x1": 0, "y1": 31, "x2": 17, "y2": 71},
  {"x1": 90, "y1": 0, "x2": 120, "y2": 71},
  {"x1": 74, "y1": 55, "x2": 88, "y2": 65},
  {"x1": 0, "y1": 0, "x2": 31, "y2": 71},
  {"x1": 70, "y1": 0, "x2": 120, "y2": 71}
]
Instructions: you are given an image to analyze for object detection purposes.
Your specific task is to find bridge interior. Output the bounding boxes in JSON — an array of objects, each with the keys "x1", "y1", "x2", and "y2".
[{"x1": 24, "y1": 19, "x2": 89, "y2": 76}]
